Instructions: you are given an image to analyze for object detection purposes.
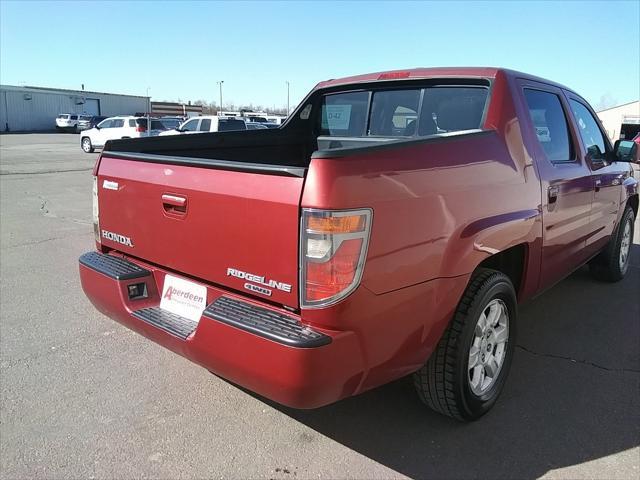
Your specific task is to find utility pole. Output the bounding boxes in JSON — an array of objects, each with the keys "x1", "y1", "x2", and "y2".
[
  {"x1": 146, "y1": 86, "x2": 151, "y2": 137},
  {"x1": 217, "y1": 81, "x2": 224, "y2": 114},
  {"x1": 286, "y1": 81, "x2": 290, "y2": 115}
]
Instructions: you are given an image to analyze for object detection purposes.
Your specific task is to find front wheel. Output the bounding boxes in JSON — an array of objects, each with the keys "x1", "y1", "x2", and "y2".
[
  {"x1": 81, "y1": 137, "x2": 94, "y2": 153},
  {"x1": 413, "y1": 269, "x2": 517, "y2": 421},
  {"x1": 590, "y1": 206, "x2": 635, "y2": 282}
]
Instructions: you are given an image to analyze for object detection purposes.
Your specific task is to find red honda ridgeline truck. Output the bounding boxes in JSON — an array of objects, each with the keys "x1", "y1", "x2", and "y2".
[{"x1": 79, "y1": 68, "x2": 638, "y2": 421}]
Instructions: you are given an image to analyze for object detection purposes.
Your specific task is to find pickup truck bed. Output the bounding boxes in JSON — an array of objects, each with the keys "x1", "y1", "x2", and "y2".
[{"x1": 80, "y1": 67, "x2": 638, "y2": 421}]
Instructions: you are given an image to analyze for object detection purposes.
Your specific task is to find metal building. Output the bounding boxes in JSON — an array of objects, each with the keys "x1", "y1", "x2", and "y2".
[
  {"x1": 597, "y1": 100, "x2": 640, "y2": 141},
  {"x1": 150, "y1": 101, "x2": 203, "y2": 117},
  {"x1": 0, "y1": 85, "x2": 150, "y2": 132}
]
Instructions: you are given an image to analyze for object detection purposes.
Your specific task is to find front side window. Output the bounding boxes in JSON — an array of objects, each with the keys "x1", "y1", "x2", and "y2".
[
  {"x1": 97, "y1": 119, "x2": 113, "y2": 129},
  {"x1": 569, "y1": 99, "x2": 608, "y2": 160},
  {"x1": 181, "y1": 119, "x2": 200, "y2": 131},
  {"x1": 523, "y1": 89, "x2": 573, "y2": 163}
]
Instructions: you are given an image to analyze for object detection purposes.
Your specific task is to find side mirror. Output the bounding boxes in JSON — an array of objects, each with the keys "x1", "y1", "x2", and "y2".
[{"x1": 613, "y1": 139, "x2": 639, "y2": 163}]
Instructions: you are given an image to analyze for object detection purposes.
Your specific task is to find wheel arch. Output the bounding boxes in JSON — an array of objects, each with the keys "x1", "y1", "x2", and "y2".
[
  {"x1": 471, "y1": 243, "x2": 528, "y2": 300},
  {"x1": 627, "y1": 193, "x2": 638, "y2": 218}
]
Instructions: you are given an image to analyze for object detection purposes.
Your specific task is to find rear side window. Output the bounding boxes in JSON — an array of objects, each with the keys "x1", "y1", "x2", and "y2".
[
  {"x1": 129, "y1": 119, "x2": 137, "y2": 127},
  {"x1": 70, "y1": 115, "x2": 78, "y2": 120},
  {"x1": 199, "y1": 119, "x2": 212, "y2": 131},
  {"x1": 319, "y1": 86, "x2": 488, "y2": 138},
  {"x1": 568, "y1": 99, "x2": 608, "y2": 160},
  {"x1": 112, "y1": 119, "x2": 124, "y2": 128},
  {"x1": 523, "y1": 89, "x2": 574, "y2": 163}
]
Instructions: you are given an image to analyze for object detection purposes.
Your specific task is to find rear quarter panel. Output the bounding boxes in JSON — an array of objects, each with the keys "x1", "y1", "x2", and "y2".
[{"x1": 301, "y1": 72, "x2": 543, "y2": 391}]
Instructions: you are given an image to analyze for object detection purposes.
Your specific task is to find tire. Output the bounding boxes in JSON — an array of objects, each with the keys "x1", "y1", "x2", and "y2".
[
  {"x1": 413, "y1": 268, "x2": 517, "y2": 421},
  {"x1": 81, "y1": 137, "x2": 94, "y2": 153},
  {"x1": 589, "y1": 206, "x2": 635, "y2": 282}
]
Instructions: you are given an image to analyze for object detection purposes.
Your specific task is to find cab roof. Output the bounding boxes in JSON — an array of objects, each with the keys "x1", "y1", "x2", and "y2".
[{"x1": 315, "y1": 67, "x2": 577, "y2": 96}]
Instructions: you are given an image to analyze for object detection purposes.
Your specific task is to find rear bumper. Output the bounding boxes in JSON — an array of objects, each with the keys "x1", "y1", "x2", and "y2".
[{"x1": 79, "y1": 251, "x2": 365, "y2": 408}]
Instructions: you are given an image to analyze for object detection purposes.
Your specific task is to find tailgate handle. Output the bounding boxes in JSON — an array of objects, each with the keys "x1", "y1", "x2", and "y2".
[{"x1": 162, "y1": 194, "x2": 187, "y2": 214}]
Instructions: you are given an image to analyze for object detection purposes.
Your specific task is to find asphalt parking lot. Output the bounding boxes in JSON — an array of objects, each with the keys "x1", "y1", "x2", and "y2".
[{"x1": 1, "y1": 133, "x2": 638, "y2": 480}]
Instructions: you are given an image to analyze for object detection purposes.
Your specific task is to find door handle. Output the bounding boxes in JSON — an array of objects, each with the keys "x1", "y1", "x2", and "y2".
[
  {"x1": 548, "y1": 185, "x2": 559, "y2": 204},
  {"x1": 595, "y1": 179, "x2": 602, "y2": 192},
  {"x1": 162, "y1": 194, "x2": 187, "y2": 214}
]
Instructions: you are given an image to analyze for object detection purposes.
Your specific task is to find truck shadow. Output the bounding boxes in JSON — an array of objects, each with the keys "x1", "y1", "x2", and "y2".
[{"x1": 264, "y1": 244, "x2": 640, "y2": 479}]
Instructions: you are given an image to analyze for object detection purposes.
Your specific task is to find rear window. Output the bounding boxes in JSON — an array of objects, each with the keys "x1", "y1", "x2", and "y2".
[
  {"x1": 320, "y1": 91, "x2": 369, "y2": 136},
  {"x1": 218, "y1": 119, "x2": 247, "y2": 131},
  {"x1": 319, "y1": 85, "x2": 488, "y2": 137}
]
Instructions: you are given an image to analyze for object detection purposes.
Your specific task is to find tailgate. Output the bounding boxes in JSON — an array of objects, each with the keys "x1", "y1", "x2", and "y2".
[{"x1": 97, "y1": 154, "x2": 304, "y2": 308}]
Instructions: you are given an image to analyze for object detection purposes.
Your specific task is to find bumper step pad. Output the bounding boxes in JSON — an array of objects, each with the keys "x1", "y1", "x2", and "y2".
[
  {"x1": 204, "y1": 296, "x2": 331, "y2": 348},
  {"x1": 132, "y1": 307, "x2": 198, "y2": 340},
  {"x1": 79, "y1": 251, "x2": 150, "y2": 280}
]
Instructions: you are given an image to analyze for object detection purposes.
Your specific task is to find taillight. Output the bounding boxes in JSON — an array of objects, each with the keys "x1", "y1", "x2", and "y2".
[
  {"x1": 136, "y1": 125, "x2": 146, "y2": 133},
  {"x1": 92, "y1": 175, "x2": 100, "y2": 244},
  {"x1": 300, "y1": 208, "x2": 372, "y2": 308}
]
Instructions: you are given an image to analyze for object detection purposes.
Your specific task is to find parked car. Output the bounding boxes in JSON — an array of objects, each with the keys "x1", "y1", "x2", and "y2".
[
  {"x1": 158, "y1": 117, "x2": 183, "y2": 130},
  {"x1": 76, "y1": 115, "x2": 107, "y2": 132},
  {"x1": 79, "y1": 68, "x2": 638, "y2": 421},
  {"x1": 80, "y1": 116, "x2": 167, "y2": 153},
  {"x1": 55, "y1": 113, "x2": 81, "y2": 131},
  {"x1": 158, "y1": 115, "x2": 247, "y2": 136}
]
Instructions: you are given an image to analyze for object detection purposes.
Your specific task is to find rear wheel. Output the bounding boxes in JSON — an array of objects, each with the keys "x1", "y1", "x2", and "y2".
[
  {"x1": 81, "y1": 137, "x2": 94, "y2": 153},
  {"x1": 413, "y1": 269, "x2": 517, "y2": 421},
  {"x1": 589, "y1": 206, "x2": 635, "y2": 282}
]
